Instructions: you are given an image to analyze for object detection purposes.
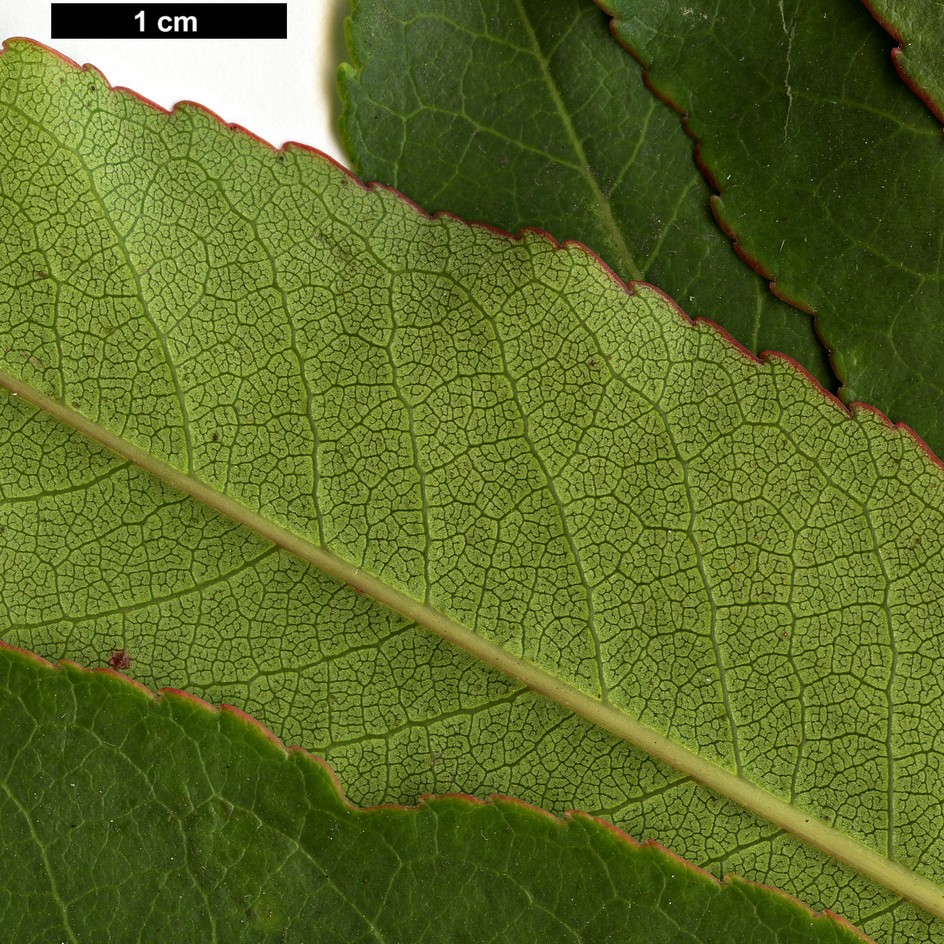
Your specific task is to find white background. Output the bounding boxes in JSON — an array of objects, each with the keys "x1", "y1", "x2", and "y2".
[{"x1": 0, "y1": 0, "x2": 350, "y2": 167}]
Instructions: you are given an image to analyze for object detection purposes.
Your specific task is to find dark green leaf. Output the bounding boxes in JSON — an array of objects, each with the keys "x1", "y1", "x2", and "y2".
[
  {"x1": 0, "y1": 643, "x2": 870, "y2": 942},
  {"x1": 338, "y1": 0, "x2": 834, "y2": 386},
  {"x1": 603, "y1": 0, "x2": 944, "y2": 453}
]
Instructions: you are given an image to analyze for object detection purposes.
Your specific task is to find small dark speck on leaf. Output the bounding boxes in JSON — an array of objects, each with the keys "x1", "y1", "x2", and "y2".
[
  {"x1": 34, "y1": 270, "x2": 48, "y2": 280},
  {"x1": 212, "y1": 431, "x2": 221, "y2": 442},
  {"x1": 108, "y1": 649, "x2": 132, "y2": 671}
]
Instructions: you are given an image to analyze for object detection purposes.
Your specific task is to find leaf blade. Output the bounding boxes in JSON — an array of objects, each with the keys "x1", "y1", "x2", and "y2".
[
  {"x1": 5, "y1": 360, "x2": 944, "y2": 920},
  {"x1": 4, "y1": 383, "x2": 935, "y2": 940},
  {"x1": 338, "y1": 0, "x2": 835, "y2": 386},
  {"x1": 3, "y1": 38, "x2": 944, "y2": 938},
  {"x1": 601, "y1": 0, "x2": 944, "y2": 454},
  {"x1": 860, "y1": 0, "x2": 944, "y2": 123},
  {"x1": 0, "y1": 642, "x2": 874, "y2": 943}
]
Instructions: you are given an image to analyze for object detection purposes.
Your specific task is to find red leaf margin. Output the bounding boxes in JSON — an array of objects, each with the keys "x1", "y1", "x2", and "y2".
[
  {"x1": 858, "y1": 0, "x2": 944, "y2": 126},
  {"x1": 3, "y1": 36, "x2": 943, "y2": 482}
]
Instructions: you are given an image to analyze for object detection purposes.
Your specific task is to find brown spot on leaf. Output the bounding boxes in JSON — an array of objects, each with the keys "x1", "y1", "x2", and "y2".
[{"x1": 108, "y1": 649, "x2": 132, "y2": 671}]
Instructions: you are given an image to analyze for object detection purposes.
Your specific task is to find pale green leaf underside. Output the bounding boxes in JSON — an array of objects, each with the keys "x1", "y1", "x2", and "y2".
[{"x1": 2, "y1": 39, "x2": 944, "y2": 938}]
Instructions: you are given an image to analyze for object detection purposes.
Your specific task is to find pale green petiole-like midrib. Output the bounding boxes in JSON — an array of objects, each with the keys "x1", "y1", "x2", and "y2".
[{"x1": 3, "y1": 366, "x2": 942, "y2": 920}]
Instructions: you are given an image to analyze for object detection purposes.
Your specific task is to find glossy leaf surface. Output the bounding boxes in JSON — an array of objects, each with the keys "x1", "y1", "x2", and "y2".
[
  {"x1": 861, "y1": 0, "x2": 944, "y2": 121},
  {"x1": 2, "y1": 645, "x2": 872, "y2": 942},
  {"x1": 604, "y1": 0, "x2": 944, "y2": 454},
  {"x1": 2, "y1": 39, "x2": 944, "y2": 939},
  {"x1": 339, "y1": 0, "x2": 833, "y2": 386}
]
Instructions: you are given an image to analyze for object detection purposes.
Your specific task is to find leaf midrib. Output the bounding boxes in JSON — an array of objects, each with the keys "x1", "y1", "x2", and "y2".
[{"x1": 3, "y1": 366, "x2": 944, "y2": 919}]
